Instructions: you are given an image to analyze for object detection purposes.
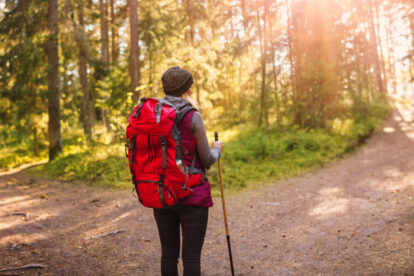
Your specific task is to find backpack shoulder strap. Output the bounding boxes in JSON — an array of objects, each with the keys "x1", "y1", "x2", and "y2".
[{"x1": 176, "y1": 106, "x2": 197, "y2": 126}]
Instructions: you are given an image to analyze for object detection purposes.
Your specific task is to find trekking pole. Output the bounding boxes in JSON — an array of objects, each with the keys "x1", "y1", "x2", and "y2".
[{"x1": 215, "y1": 131, "x2": 235, "y2": 276}]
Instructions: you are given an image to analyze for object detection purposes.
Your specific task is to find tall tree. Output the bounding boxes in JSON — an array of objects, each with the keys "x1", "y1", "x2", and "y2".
[
  {"x1": 110, "y1": 0, "x2": 118, "y2": 64},
  {"x1": 74, "y1": 0, "x2": 93, "y2": 140},
  {"x1": 47, "y1": 0, "x2": 62, "y2": 160},
  {"x1": 290, "y1": 0, "x2": 339, "y2": 127},
  {"x1": 185, "y1": 0, "x2": 195, "y2": 44},
  {"x1": 128, "y1": 0, "x2": 140, "y2": 102},
  {"x1": 286, "y1": 0, "x2": 296, "y2": 107},
  {"x1": 373, "y1": 0, "x2": 388, "y2": 93},
  {"x1": 384, "y1": 19, "x2": 397, "y2": 94},
  {"x1": 256, "y1": 0, "x2": 268, "y2": 128},
  {"x1": 268, "y1": 3, "x2": 281, "y2": 128},
  {"x1": 368, "y1": 0, "x2": 385, "y2": 94},
  {"x1": 100, "y1": 0, "x2": 111, "y2": 130},
  {"x1": 100, "y1": 0, "x2": 109, "y2": 66}
]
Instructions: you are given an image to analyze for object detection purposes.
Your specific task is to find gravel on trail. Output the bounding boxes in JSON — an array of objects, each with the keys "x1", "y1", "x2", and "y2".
[{"x1": 1, "y1": 106, "x2": 413, "y2": 275}]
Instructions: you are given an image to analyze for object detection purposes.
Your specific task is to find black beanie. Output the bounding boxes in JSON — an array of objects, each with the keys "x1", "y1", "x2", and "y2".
[{"x1": 161, "y1": 66, "x2": 193, "y2": 97}]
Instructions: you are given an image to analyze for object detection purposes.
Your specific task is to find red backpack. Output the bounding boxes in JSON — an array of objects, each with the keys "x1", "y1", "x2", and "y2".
[{"x1": 125, "y1": 97, "x2": 203, "y2": 208}]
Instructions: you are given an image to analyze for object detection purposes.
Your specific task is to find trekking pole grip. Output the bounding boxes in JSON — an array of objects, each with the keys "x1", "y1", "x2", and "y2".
[{"x1": 215, "y1": 131, "x2": 218, "y2": 142}]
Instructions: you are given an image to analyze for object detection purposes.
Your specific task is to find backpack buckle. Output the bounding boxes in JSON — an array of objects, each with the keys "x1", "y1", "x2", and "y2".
[
  {"x1": 155, "y1": 101, "x2": 162, "y2": 123},
  {"x1": 160, "y1": 136, "x2": 166, "y2": 146}
]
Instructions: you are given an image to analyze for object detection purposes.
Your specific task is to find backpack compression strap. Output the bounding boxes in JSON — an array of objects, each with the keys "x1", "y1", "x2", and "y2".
[{"x1": 133, "y1": 97, "x2": 147, "y2": 118}]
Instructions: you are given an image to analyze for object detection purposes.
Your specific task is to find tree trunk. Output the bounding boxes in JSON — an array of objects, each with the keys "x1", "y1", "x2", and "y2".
[
  {"x1": 409, "y1": 8, "x2": 414, "y2": 85},
  {"x1": 240, "y1": 0, "x2": 248, "y2": 33},
  {"x1": 361, "y1": 18, "x2": 373, "y2": 100},
  {"x1": 100, "y1": 0, "x2": 111, "y2": 131},
  {"x1": 286, "y1": 0, "x2": 297, "y2": 122},
  {"x1": 77, "y1": 3, "x2": 93, "y2": 140},
  {"x1": 47, "y1": 0, "x2": 62, "y2": 161},
  {"x1": 228, "y1": 5, "x2": 234, "y2": 39},
  {"x1": 185, "y1": 0, "x2": 195, "y2": 44},
  {"x1": 100, "y1": 0, "x2": 109, "y2": 67},
  {"x1": 256, "y1": 0, "x2": 267, "y2": 128},
  {"x1": 351, "y1": 24, "x2": 361, "y2": 98},
  {"x1": 373, "y1": 0, "x2": 388, "y2": 94},
  {"x1": 110, "y1": 0, "x2": 118, "y2": 64},
  {"x1": 368, "y1": 0, "x2": 385, "y2": 94},
  {"x1": 128, "y1": 0, "x2": 140, "y2": 102},
  {"x1": 62, "y1": 54, "x2": 69, "y2": 99},
  {"x1": 385, "y1": 15, "x2": 397, "y2": 94},
  {"x1": 263, "y1": 4, "x2": 269, "y2": 128},
  {"x1": 269, "y1": 9, "x2": 280, "y2": 128}
]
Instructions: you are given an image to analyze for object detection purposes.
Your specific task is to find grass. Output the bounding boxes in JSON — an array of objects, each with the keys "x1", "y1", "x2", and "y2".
[
  {"x1": 3, "y1": 100, "x2": 391, "y2": 195},
  {"x1": 0, "y1": 134, "x2": 48, "y2": 170},
  {"x1": 0, "y1": 147, "x2": 47, "y2": 170},
  {"x1": 28, "y1": 135, "x2": 133, "y2": 189}
]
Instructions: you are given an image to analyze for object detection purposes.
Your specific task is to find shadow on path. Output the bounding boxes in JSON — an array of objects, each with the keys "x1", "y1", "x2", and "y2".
[{"x1": 0, "y1": 106, "x2": 413, "y2": 275}]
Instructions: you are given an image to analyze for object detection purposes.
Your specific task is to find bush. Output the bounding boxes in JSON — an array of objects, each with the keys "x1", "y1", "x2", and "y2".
[
  {"x1": 0, "y1": 132, "x2": 47, "y2": 169},
  {"x1": 205, "y1": 100, "x2": 391, "y2": 192},
  {"x1": 24, "y1": 100, "x2": 391, "y2": 194},
  {"x1": 31, "y1": 139, "x2": 131, "y2": 189},
  {"x1": 206, "y1": 127, "x2": 348, "y2": 191}
]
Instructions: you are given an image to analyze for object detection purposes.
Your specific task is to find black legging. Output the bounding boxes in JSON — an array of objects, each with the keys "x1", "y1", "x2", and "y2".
[{"x1": 153, "y1": 205, "x2": 209, "y2": 276}]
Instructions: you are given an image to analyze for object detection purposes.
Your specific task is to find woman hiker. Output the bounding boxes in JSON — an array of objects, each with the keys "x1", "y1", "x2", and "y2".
[{"x1": 153, "y1": 66, "x2": 224, "y2": 276}]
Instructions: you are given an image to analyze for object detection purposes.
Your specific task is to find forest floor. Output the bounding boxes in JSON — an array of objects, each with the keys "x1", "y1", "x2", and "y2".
[{"x1": 0, "y1": 104, "x2": 413, "y2": 276}]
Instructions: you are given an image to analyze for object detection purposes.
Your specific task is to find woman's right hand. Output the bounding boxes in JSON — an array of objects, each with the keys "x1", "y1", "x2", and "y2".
[{"x1": 212, "y1": 141, "x2": 224, "y2": 153}]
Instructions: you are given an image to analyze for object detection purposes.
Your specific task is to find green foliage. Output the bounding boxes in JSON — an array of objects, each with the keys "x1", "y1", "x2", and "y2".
[
  {"x1": 30, "y1": 136, "x2": 131, "y2": 189},
  {"x1": 0, "y1": 128, "x2": 48, "y2": 169},
  {"x1": 0, "y1": 0, "x2": 405, "y2": 195},
  {"x1": 206, "y1": 100, "x2": 391, "y2": 193},
  {"x1": 95, "y1": 65, "x2": 131, "y2": 131},
  {"x1": 0, "y1": 146, "x2": 46, "y2": 169},
  {"x1": 206, "y1": 127, "x2": 347, "y2": 192},
  {"x1": 26, "y1": 100, "x2": 390, "y2": 194},
  {"x1": 348, "y1": 100, "x2": 392, "y2": 143}
]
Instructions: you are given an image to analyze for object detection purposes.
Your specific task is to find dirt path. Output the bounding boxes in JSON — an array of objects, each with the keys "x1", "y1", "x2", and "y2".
[{"x1": 1, "y1": 107, "x2": 413, "y2": 276}]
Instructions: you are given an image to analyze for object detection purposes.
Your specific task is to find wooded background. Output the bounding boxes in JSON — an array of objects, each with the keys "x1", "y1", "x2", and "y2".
[{"x1": 0, "y1": 0, "x2": 413, "y2": 170}]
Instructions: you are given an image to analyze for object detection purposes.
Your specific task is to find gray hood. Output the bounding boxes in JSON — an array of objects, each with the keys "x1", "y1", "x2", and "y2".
[{"x1": 164, "y1": 95, "x2": 193, "y2": 112}]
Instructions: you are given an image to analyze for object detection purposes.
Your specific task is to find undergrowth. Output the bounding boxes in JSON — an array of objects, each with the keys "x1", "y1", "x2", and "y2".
[
  {"x1": 0, "y1": 130, "x2": 48, "y2": 169},
  {"x1": 4, "y1": 100, "x2": 391, "y2": 195}
]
